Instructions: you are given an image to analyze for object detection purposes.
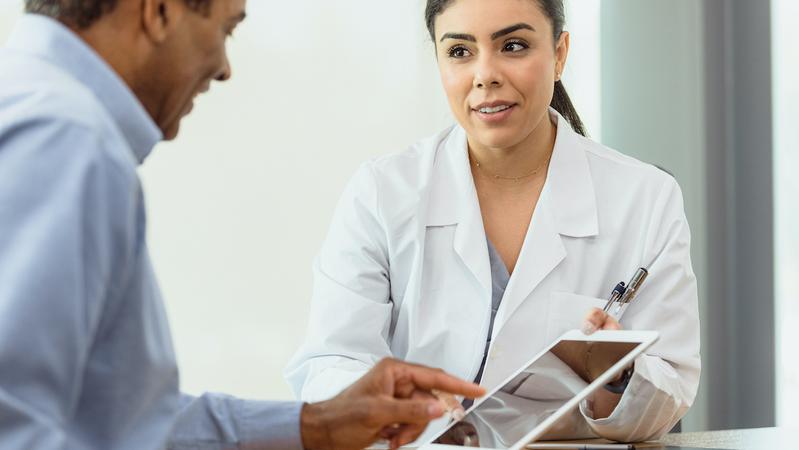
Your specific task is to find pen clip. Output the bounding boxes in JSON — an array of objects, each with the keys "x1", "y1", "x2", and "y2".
[{"x1": 618, "y1": 268, "x2": 649, "y2": 305}]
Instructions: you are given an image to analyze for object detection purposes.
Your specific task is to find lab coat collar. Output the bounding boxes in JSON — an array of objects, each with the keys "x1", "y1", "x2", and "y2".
[
  {"x1": 424, "y1": 108, "x2": 599, "y2": 320},
  {"x1": 546, "y1": 108, "x2": 599, "y2": 238},
  {"x1": 427, "y1": 126, "x2": 492, "y2": 295},
  {"x1": 426, "y1": 108, "x2": 599, "y2": 238}
]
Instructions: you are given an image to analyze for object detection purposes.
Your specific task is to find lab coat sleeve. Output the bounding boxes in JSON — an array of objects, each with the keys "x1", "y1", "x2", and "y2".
[
  {"x1": 578, "y1": 176, "x2": 701, "y2": 442},
  {"x1": 284, "y1": 162, "x2": 394, "y2": 402}
]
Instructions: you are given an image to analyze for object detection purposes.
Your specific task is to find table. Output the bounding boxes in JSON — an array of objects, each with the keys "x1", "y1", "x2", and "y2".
[{"x1": 535, "y1": 427, "x2": 794, "y2": 450}]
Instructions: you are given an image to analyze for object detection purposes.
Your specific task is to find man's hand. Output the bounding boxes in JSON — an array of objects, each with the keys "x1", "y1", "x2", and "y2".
[{"x1": 299, "y1": 358, "x2": 485, "y2": 450}]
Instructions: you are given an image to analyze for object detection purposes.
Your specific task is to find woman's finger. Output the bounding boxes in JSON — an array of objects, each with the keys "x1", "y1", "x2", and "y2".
[
  {"x1": 581, "y1": 307, "x2": 607, "y2": 334},
  {"x1": 601, "y1": 314, "x2": 623, "y2": 330}
]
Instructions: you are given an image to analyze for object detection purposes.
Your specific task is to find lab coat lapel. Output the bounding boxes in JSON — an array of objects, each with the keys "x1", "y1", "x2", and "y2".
[
  {"x1": 493, "y1": 110, "x2": 599, "y2": 333},
  {"x1": 493, "y1": 188, "x2": 566, "y2": 332},
  {"x1": 426, "y1": 127, "x2": 491, "y2": 296}
]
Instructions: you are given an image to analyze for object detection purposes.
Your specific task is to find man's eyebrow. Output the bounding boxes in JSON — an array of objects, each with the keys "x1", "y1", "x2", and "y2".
[
  {"x1": 230, "y1": 11, "x2": 247, "y2": 24},
  {"x1": 439, "y1": 32, "x2": 476, "y2": 43},
  {"x1": 490, "y1": 23, "x2": 535, "y2": 40}
]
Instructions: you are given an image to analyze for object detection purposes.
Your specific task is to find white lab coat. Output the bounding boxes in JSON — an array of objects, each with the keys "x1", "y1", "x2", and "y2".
[{"x1": 285, "y1": 109, "x2": 701, "y2": 443}]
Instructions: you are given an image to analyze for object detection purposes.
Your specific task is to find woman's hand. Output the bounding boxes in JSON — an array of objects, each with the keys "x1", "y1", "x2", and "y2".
[
  {"x1": 581, "y1": 307, "x2": 623, "y2": 335},
  {"x1": 580, "y1": 308, "x2": 631, "y2": 419}
]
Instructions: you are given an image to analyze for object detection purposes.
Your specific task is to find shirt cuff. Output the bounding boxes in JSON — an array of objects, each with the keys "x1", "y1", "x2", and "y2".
[
  {"x1": 236, "y1": 400, "x2": 304, "y2": 450},
  {"x1": 577, "y1": 355, "x2": 683, "y2": 443},
  {"x1": 579, "y1": 358, "x2": 647, "y2": 425}
]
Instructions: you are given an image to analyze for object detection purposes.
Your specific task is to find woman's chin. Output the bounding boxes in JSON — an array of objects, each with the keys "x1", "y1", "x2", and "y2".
[{"x1": 468, "y1": 130, "x2": 526, "y2": 151}]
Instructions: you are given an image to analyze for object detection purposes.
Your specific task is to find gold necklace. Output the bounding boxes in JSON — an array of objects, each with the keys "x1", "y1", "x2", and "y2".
[{"x1": 470, "y1": 153, "x2": 551, "y2": 182}]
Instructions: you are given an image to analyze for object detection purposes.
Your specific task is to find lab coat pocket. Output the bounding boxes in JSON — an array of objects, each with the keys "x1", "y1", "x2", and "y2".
[{"x1": 545, "y1": 292, "x2": 608, "y2": 342}]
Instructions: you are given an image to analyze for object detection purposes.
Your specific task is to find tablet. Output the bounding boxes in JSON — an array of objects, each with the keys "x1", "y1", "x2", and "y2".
[{"x1": 419, "y1": 329, "x2": 659, "y2": 450}]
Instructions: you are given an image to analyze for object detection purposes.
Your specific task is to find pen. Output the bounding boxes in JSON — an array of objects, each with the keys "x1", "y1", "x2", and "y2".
[
  {"x1": 615, "y1": 268, "x2": 648, "y2": 314},
  {"x1": 526, "y1": 444, "x2": 635, "y2": 450},
  {"x1": 602, "y1": 281, "x2": 627, "y2": 313}
]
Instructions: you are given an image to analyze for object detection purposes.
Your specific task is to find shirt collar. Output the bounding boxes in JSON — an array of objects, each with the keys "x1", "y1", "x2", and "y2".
[{"x1": 5, "y1": 14, "x2": 163, "y2": 164}]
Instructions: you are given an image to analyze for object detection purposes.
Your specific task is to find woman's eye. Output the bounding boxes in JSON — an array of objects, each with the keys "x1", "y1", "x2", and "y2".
[
  {"x1": 447, "y1": 46, "x2": 472, "y2": 58},
  {"x1": 503, "y1": 41, "x2": 529, "y2": 52}
]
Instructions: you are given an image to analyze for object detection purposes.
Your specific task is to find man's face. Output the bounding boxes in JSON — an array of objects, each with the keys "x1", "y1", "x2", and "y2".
[{"x1": 146, "y1": 0, "x2": 246, "y2": 140}]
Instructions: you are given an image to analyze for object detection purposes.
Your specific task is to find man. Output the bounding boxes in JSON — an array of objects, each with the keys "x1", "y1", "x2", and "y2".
[{"x1": 0, "y1": 1, "x2": 483, "y2": 449}]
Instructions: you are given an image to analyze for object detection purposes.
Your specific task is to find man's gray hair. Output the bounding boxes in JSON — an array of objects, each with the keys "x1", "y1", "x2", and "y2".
[{"x1": 25, "y1": 0, "x2": 212, "y2": 29}]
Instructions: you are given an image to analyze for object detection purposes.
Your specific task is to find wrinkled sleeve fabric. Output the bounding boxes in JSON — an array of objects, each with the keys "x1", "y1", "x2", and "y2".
[
  {"x1": 579, "y1": 176, "x2": 701, "y2": 442},
  {"x1": 168, "y1": 393, "x2": 303, "y2": 450},
  {"x1": 284, "y1": 163, "x2": 393, "y2": 402},
  {"x1": 0, "y1": 119, "x2": 135, "y2": 449}
]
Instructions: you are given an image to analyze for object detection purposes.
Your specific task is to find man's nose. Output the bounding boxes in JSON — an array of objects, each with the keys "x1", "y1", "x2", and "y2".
[{"x1": 215, "y1": 54, "x2": 232, "y2": 82}]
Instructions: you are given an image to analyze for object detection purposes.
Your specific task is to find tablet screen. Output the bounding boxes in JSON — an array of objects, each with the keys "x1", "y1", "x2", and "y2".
[{"x1": 430, "y1": 339, "x2": 640, "y2": 448}]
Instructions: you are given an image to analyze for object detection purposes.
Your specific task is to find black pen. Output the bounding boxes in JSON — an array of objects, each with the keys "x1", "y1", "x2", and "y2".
[{"x1": 602, "y1": 281, "x2": 627, "y2": 313}]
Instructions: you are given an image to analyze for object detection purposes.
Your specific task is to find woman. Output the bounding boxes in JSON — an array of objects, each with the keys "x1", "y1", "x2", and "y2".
[{"x1": 286, "y1": 0, "x2": 700, "y2": 443}]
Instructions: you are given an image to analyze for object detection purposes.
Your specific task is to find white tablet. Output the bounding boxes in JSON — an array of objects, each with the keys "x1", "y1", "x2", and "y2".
[{"x1": 418, "y1": 329, "x2": 659, "y2": 450}]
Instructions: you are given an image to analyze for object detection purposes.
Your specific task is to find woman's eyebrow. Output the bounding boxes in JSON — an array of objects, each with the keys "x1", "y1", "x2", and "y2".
[
  {"x1": 439, "y1": 23, "x2": 536, "y2": 43},
  {"x1": 439, "y1": 32, "x2": 477, "y2": 43},
  {"x1": 490, "y1": 23, "x2": 535, "y2": 40}
]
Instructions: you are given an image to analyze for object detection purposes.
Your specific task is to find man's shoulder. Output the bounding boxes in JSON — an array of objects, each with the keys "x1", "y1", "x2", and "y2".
[
  {"x1": 0, "y1": 50, "x2": 137, "y2": 175},
  {"x1": 0, "y1": 49, "x2": 118, "y2": 137}
]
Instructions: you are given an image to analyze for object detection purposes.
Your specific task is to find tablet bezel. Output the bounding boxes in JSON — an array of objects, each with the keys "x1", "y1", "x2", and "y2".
[{"x1": 419, "y1": 329, "x2": 659, "y2": 450}]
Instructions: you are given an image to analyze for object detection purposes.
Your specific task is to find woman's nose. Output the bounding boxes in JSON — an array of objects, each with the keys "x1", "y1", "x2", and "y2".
[{"x1": 473, "y1": 55, "x2": 503, "y2": 89}]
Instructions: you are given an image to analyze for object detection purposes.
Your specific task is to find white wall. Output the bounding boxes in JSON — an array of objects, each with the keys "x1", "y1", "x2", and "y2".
[
  {"x1": 141, "y1": 1, "x2": 454, "y2": 400},
  {"x1": 1, "y1": 1, "x2": 601, "y2": 401},
  {"x1": 146, "y1": 0, "x2": 601, "y2": 401}
]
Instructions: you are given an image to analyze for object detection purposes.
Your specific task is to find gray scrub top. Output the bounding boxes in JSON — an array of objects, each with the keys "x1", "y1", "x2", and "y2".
[{"x1": 465, "y1": 238, "x2": 510, "y2": 407}]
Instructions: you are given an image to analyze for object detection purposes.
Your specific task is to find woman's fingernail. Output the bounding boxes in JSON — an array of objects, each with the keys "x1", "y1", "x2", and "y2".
[
  {"x1": 452, "y1": 407, "x2": 466, "y2": 421},
  {"x1": 581, "y1": 322, "x2": 596, "y2": 335}
]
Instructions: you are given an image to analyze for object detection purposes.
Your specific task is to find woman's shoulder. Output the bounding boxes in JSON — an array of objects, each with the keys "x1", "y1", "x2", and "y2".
[
  {"x1": 357, "y1": 125, "x2": 457, "y2": 192},
  {"x1": 576, "y1": 134, "x2": 678, "y2": 193},
  {"x1": 366, "y1": 125, "x2": 456, "y2": 170}
]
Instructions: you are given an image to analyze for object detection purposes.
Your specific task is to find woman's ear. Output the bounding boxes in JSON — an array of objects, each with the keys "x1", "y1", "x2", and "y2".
[
  {"x1": 141, "y1": 0, "x2": 185, "y2": 44},
  {"x1": 555, "y1": 31, "x2": 570, "y2": 81}
]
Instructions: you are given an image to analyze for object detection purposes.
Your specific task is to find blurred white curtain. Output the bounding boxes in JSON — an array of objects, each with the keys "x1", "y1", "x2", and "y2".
[{"x1": 773, "y1": 0, "x2": 799, "y2": 427}]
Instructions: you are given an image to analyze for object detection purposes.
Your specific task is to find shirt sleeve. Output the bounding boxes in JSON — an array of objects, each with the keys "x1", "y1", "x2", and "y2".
[
  {"x1": 578, "y1": 176, "x2": 701, "y2": 442},
  {"x1": 0, "y1": 119, "x2": 136, "y2": 448},
  {"x1": 167, "y1": 393, "x2": 304, "y2": 450}
]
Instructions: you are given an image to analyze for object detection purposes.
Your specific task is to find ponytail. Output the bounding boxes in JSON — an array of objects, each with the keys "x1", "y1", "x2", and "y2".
[{"x1": 551, "y1": 80, "x2": 586, "y2": 137}]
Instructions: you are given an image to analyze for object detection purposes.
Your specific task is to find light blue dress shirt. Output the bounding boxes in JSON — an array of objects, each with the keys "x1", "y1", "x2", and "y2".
[{"x1": 0, "y1": 14, "x2": 302, "y2": 450}]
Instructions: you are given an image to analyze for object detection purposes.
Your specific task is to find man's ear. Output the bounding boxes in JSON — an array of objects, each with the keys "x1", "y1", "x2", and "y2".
[{"x1": 141, "y1": 0, "x2": 185, "y2": 43}]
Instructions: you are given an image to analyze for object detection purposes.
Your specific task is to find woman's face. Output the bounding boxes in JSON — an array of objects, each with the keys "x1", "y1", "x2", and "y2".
[{"x1": 433, "y1": 0, "x2": 569, "y2": 151}]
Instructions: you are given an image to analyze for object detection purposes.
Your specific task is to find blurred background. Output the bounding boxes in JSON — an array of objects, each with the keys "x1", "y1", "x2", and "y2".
[{"x1": 1, "y1": 0, "x2": 795, "y2": 432}]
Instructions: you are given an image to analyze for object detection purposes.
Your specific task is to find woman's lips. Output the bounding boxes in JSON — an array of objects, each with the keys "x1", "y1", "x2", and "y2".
[{"x1": 473, "y1": 104, "x2": 516, "y2": 124}]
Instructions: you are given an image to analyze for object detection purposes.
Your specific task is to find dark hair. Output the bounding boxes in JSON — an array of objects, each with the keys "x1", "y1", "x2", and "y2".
[
  {"x1": 25, "y1": 0, "x2": 212, "y2": 29},
  {"x1": 424, "y1": 0, "x2": 587, "y2": 137}
]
